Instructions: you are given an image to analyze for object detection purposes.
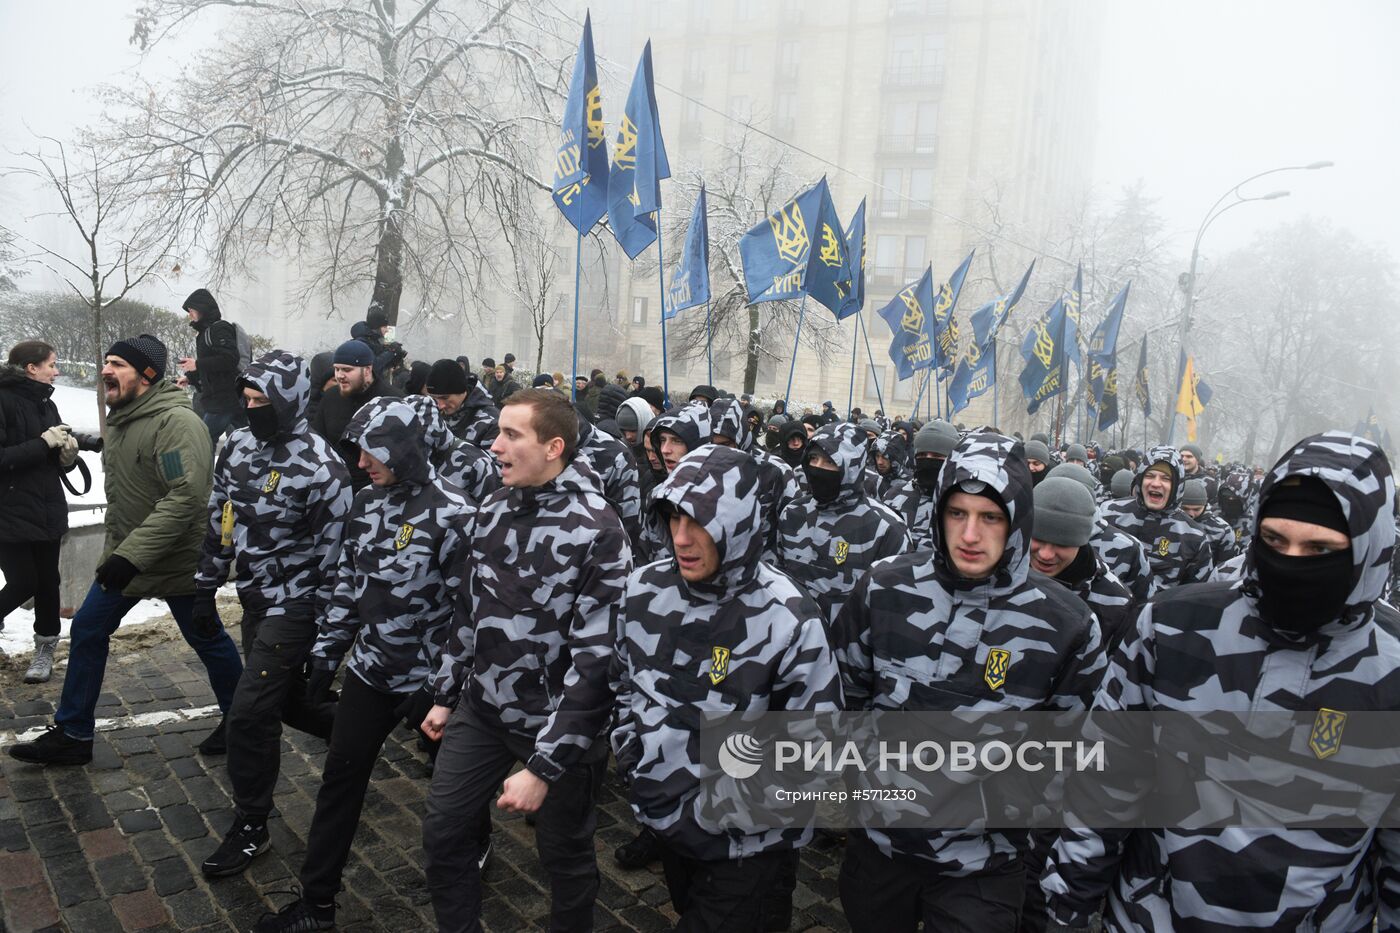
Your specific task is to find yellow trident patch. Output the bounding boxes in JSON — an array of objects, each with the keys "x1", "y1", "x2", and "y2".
[
  {"x1": 833, "y1": 539, "x2": 850, "y2": 566},
  {"x1": 769, "y1": 201, "x2": 809, "y2": 266},
  {"x1": 708, "y1": 646, "x2": 732, "y2": 686},
  {"x1": 394, "y1": 523, "x2": 415, "y2": 551},
  {"x1": 1309, "y1": 708, "x2": 1347, "y2": 759},
  {"x1": 984, "y1": 648, "x2": 1013, "y2": 691},
  {"x1": 819, "y1": 223, "x2": 844, "y2": 268},
  {"x1": 899, "y1": 286, "x2": 925, "y2": 336},
  {"x1": 261, "y1": 470, "x2": 281, "y2": 494},
  {"x1": 1155, "y1": 537, "x2": 1171, "y2": 557}
]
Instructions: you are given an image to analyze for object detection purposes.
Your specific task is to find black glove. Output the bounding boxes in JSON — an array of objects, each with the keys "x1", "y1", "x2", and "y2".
[
  {"x1": 94, "y1": 555, "x2": 140, "y2": 593},
  {"x1": 189, "y1": 590, "x2": 221, "y2": 640},
  {"x1": 305, "y1": 666, "x2": 336, "y2": 707}
]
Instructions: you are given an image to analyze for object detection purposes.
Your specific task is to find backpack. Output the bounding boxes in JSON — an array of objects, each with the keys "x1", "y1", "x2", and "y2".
[{"x1": 232, "y1": 322, "x2": 253, "y2": 372}]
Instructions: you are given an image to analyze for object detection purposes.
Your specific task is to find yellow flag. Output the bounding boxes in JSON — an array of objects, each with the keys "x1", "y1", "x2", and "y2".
[{"x1": 1175, "y1": 355, "x2": 1205, "y2": 442}]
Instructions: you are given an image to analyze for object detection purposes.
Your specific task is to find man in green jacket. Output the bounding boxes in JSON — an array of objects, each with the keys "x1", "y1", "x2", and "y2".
[{"x1": 8, "y1": 335, "x2": 244, "y2": 766}]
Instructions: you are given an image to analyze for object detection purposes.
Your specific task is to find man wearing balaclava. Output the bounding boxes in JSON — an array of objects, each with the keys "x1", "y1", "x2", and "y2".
[
  {"x1": 884, "y1": 419, "x2": 958, "y2": 550},
  {"x1": 1100, "y1": 445, "x2": 1213, "y2": 591},
  {"x1": 1046, "y1": 431, "x2": 1400, "y2": 932},
  {"x1": 1024, "y1": 439, "x2": 1053, "y2": 486}
]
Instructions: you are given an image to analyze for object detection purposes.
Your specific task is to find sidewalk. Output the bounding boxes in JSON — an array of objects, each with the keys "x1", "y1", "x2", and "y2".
[{"x1": 0, "y1": 606, "x2": 850, "y2": 932}]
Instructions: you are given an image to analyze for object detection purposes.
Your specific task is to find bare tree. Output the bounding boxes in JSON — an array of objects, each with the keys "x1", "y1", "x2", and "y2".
[
  {"x1": 6, "y1": 136, "x2": 183, "y2": 431},
  {"x1": 120, "y1": 0, "x2": 572, "y2": 326},
  {"x1": 660, "y1": 130, "x2": 843, "y2": 397},
  {"x1": 500, "y1": 181, "x2": 565, "y2": 374}
]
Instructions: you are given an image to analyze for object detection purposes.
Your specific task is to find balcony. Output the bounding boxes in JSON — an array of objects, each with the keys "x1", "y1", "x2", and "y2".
[
  {"x1": 888, "y1": 0, "x2": 949, "y2": 20},
  {"x1": 874, "y1": 198, "x2": 934, "y2": 222},
  {"x1": 877, "y1": 133, "x2": 938, "y2": 156},
  {"x1": 882, "y1": 64, "x2": 946, "y2": 88}
]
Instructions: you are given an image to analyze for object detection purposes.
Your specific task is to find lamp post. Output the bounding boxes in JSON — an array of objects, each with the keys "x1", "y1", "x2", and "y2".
[{"x1": 1165, "y1": 161, "x2": 1332, "y2": 444}]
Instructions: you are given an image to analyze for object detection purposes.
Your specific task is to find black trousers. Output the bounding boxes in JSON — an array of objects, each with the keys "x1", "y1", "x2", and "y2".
[
  {"x1": 838, "y1": 832, "x2": 1025, "y2": 933},
  {"x1": 299, "y1": 670, "x2": 409, "y2": 904},
  {"x1": 423, "y1": 702, "x2": 605, "y2": 933},
  {"x1": 659, "y1": 841, "x2": 789, "y2": 933},
  {"x1": 0, "y1": 540, "x2": 62, "y2": 637},
  {"x1": 225, "y1": 608, "x2": 335, "y2": 820}
]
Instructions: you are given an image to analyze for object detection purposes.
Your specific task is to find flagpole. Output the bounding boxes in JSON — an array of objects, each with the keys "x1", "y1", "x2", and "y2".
[
  {"x1": 782, "y1": 295, "x2": 808, "y2": 408},
  {"x1": 571, "y1": 221, "x2": 582, "y2": 403},
  {"x1": 705, "y1": 300, "x2": 713, "y2": 386},
  {"x1": 991, "y1": 336, "x2": 999, "y2": 428},
  {"x1": 847, "y1": 314, "x2": 858, "y2": 418},
  {"x1": 912, "y1": 369, "x2": 929, "y2": 416},
  {"x1": 859, "y1": 312, "x2": 885, "y2": 416},
  {"x1": 657, "y1": 208, "x2": 670, "y2": 404}
]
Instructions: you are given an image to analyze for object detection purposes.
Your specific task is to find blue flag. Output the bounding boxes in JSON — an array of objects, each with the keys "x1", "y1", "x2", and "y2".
[
  {"x1": 1064, "y1": 263, "x2": 1084, "y2": 368},
  {"x1": 948, "y1": 262, "x2": 1034, "y2": 414},
  {"x1": 876, "y1": 266, "x2": 936, "y2": 380},
  {"x1": 552, "y1": 13, "x2": 608, "y2": 234},
  {"x1": 1019, "y1": 296, "x2": 1078, "y2": 415},
  {"x1": 607, "y1": 41, "x2": 671, "y2": 258},
  {"x1": 664, "y1": 185, "x2": 709, "y2": 319},
  {"x1": 837, "y1": 199, "x2": 867, "y2": 320},
  {"x1": 931, "y1": 251, "x2": 975, "y2": 374},
  {"x1": 739, "y1": 177, "x2": 853, "y2": 316},
  {"x1": 1086, "y1": 282, "x2": 1130, "y2": 426}
]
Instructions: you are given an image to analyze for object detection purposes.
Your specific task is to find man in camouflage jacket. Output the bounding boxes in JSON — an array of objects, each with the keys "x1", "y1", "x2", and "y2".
[
  {"x1": 712, "y1": 397, "x2": 802, "y2": 563},
  {"x1": 776, "y1": 422, "x2": 910, "y2": 626},
  {"x1": 637, "y1": 402, "x2": 713, "y2": 561},
  {"x1": 421, "y1": 388, "x2": 632, "y2": 933},
  {"x1": 578, "y1": 414, "x2": 642, "y2": 550},
  {"x1": 882, "y1": 420, "x2": 959, "y2": 551},
  {"x1": 255, "y1": 399, "x2": 471, "y2": 932},
  {"x1": 1044, "y1": 431, "x2": 1400, "y2": 932},
  {"x1": 1100, "y1": 446, "x2": 1214, "y2": 591},
  {"x1": 396, "y1": 394, "x2": 499, "y2": 504},
  {"x1": 832, "y1": 431, "x2": 1107, "y2": 933},
  {"x1": 611, "y1": 445, "x2": 842, "y2": 930},
  {"x1": 864, "y1": 429, "x2": 911, "y2": 502},
  {"x1": 193, "y1": 351, "x2": 354, "y2": 879},
  {"x1": 1047, "y1": 463, "x2": 1158, "y2": 606},
  {"x1": 1181, "y1": 477, "x2": 1240, "y2": 565}
]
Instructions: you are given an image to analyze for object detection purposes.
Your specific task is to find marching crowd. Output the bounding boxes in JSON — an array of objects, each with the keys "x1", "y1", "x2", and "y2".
[{"x1": 2, "y1": 287, "x2": 1400, "y2": 933}]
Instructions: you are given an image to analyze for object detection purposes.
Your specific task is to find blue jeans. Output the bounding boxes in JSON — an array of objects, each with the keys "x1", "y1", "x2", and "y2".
[
  {"x1": 202, "y1": 410, "x2": 238, "y2": 449},
  {"x1": 54, "y1": 581, "x2": 243, "y2": 741}
]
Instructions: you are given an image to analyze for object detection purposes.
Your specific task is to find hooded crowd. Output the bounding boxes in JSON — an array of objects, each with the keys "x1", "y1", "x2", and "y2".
[{"x1": 2, "y1": 287, "x2": 1400, "y2": 933}]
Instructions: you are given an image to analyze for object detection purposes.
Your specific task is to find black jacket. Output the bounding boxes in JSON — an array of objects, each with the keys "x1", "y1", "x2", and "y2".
[
  {"x1": 310, "y1": 380, "x2": 404, "y2": 490},
  {"x1": 0, "y1": 365, "x2": 70, "y2": 542},
  {"x1": 188, "y1": 310, "x2": 242, "y2": 414}
]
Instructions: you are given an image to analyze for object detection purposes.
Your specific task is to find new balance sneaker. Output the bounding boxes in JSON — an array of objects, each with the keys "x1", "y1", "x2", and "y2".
[
  {"x1": 7, "y1": 725, "x2": 93, "y2": 766},
  {"x1": 201, "y1": 817, "x2": 269, "y2": 877},
  {"x1": 253, "y1": 896, "x2": 335, "y2": 932}
]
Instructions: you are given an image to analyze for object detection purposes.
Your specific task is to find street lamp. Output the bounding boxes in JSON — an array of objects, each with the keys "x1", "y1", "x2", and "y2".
[{"x1": 1166, "y1": 161, "x2": 1333, "y2": 444}]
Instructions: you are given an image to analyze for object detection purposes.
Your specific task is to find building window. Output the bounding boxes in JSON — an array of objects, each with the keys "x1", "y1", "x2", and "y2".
[
  {"x1": 908, "y1": 168, "x2": 935, "y2": 214},
  {"x1": 778, "y1": 40, "x2": 801, "y2": 79},
  {"x1": 903, "y1": 235, "x2": 926, "y2": 281},
  {"x1": 734, "y1": 44, "x2": 751, "y2": 73},
  {"x1": 728, "y1": 95, "x2": 752, "y2": 123},
  {"x1": 632, "y1": 296, "x2": 647, "y2": 324},
  {"x1": 864, "y1": 364, "x2": 887, "y2": 399},
  {"x1": 873, "y1": 234, "x2": 900, "y2": 285},
  {"x1": 878, "y1": 168, "x2": 902, "y2": 217}
]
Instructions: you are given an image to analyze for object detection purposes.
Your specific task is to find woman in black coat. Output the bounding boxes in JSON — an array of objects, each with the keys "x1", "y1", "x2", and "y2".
[{"x1": 0, "y1": 340, "x2": 79, "y2": 683}]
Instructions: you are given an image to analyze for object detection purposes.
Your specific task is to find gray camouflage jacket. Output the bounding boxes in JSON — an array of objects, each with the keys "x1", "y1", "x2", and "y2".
[
  {"x1": 1091, "y1": 514, "x2": 1158, "y2": 606},
  {"x1": 196, "y1": 351, "x2": 353, "y2": 618},
  {"x1": 1101, "y1": 447, "x2": 1214, "y2": 590},
  {"x1": 611, "y1": 445, "x2": 842, "y2": 860},
  {"x1": 443, "y1": 384, "x2": 499, "y2": 449},
  {"x1": 776, "y1": 423, "x2": 910, "y2": 625},
  {"x1": 883, "y1": 475, "x2": 940, "y2": 551},
  {"x1": 310, "y1": 400, "x2": 471, "y2": 694},
  {"x1": 578, "y1": 417, "x2": 642, "y2": 551},
  {"x1": 1046, "y1": 431, "x2": 1400, "y2": 932},
  {"x1": 431, "y1": 456, "x2": 632, "y2": 784},
  {"x1": 398, "y1": 394, "x2": 499, "y2": 504},
  {"x1": 833, "y1": 431, "x2": 1107, "y2": 873}
]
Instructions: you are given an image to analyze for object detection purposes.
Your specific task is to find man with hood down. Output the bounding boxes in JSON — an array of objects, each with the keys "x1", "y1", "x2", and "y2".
[
  {"x1": 611, "y1": 445, "x2": 842, "y2": 930},
  {"x1": 424, "y1": 358, "x2": 499, "y2": 450},
  {"x1": 1180, "y1": 477, "x2": 1239, "y2": 565},
  {"x1": 1047, "y1": 462, "x2": 1158, "y2": 607},
  {"x1": 1100, "y1": 446, "x2": 1214, "y2": 591},
  {"x1": 832, "y1": 431, "x2": 1107, "y2": 933},
  {"x1": 1044, "y1": 431, "x2": 1400, "y2": 932},
  {"x1": 193, "y1": 351, "x2": 354, "y2": 879},
  {"x1": 711, "y1": 397, "x2": 802, "y2": 562},
  {"x1": 254, "y1": 400, "x2": 471, "y2": 932},
  {"x1": 883, "y1": 419, "x2": 959, "y2": 551},
  {"x1": 420, "y1": 389, "x2": 632, "y2": 933},
  {"x1": 777, "y1": 422, "x2": 910, "y2": 624}
]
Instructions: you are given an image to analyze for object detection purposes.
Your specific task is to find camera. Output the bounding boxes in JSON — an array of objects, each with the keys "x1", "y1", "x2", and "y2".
[{"x1": 72, "y1": 432, "x2": 104, "y2": 453}]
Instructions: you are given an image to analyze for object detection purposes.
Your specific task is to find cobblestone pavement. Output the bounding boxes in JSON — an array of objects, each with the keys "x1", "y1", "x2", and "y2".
[{"x1": 0, "y1": 606, "x2": 851, "y2": 932}]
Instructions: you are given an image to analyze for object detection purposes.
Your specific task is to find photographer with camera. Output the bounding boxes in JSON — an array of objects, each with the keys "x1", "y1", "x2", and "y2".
[{"x1": 0, "y1": 340, "x2": 82, "y2": 683}]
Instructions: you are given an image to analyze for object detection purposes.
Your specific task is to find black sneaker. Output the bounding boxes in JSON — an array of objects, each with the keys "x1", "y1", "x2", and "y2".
[
  {"x1": 253, "y1": 896, "x2": 335, "y2": 932},
  {"x1": 198, "y1": 717, "x2": 227, "y2": 755},
  {"x1": 7, "y1": 725, "x2": 93, "y2": 766},
  {"x1": 477, "y1": 835, "x2": 493, "y2": 875},
  {"x1": 201, "y1": 817, "x2": 269, "y2": 878},
  {"x1": 613, "y1": 826, "x2": 660, "y2": 870}
]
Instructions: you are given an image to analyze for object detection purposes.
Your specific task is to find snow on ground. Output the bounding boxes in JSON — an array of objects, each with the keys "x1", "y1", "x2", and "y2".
[
  {"x1": 0, "y1": 571, "x2": 175, "y2": 657},
  {"x1": 52, "y1": 383, "x2": 107, "y2": 525}
]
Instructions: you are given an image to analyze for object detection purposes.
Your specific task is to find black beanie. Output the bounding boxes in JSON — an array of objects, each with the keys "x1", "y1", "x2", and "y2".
[
  {"x1": 1260, "y1": 476, "x2": 1349, "y2": 536},
  {"x1": 182, "y1": 288, "x2": 219, "y2": 319},
  {"x1": 425, "y1": 358, "x2": 469, "y2": 395},
  {"x1": 366, "y1": 309, "x2": 389, "y2": 329},
  {"x1": 107, "y1": 334, "x2": 168, "y2": 384}
]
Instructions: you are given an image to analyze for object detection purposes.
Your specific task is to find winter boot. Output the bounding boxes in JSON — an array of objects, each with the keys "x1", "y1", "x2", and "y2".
[
  {"x1": 7, "y1": 725, "x2": 93, "y2": 766},
  {"x1": 23, "y1": 635, "x2": 59, "y2": 684}
]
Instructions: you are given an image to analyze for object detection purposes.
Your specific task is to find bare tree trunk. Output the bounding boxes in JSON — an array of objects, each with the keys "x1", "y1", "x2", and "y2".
[
  {"x1": 369, "y1": 207, "x2": 405, "y2": 324},
  {"x1": 743, "y1": 304, "x2": 761, "y2": 395},
  {"x1": 92, "y1": 295, "x2": 107, "y2": 434}
]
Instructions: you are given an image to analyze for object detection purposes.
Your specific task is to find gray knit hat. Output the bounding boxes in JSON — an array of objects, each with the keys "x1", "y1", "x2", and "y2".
[
  {"x1": 1111, "y1": 469, "x2": 1132, "y2": 498},
  {"x1": 1024, "y1": 439, "x2": 1051, "y2": 465},
  {"x1": 1033, "y1": 477, "x2": 1097, "y2": 547},
  {"x1": 1066, "y1": 443, "x2": 1088, "y2": 462},
  {"x1": 1182, "y1": 443, "x2": 1205, "y2": 463},
  {"x1": 1047, "y1": 462, "x2": 1098, "y2": 497},
  {"x1": 914, "y1": 419, "x2": 959, "y2": 457},
  {"x1": 858, "y1": 418, "x2": 882, "y2": 436},
  {"x1": 1182, "y1": 478, "x2": 1209, "y2": 507}
]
